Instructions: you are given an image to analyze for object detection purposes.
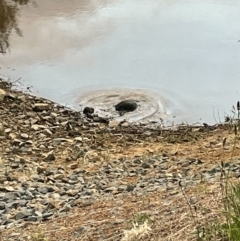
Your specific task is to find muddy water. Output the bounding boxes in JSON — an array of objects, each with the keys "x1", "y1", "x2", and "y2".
[{"x1": 0, "y1": 0, "x2": 240, "y2": 124}]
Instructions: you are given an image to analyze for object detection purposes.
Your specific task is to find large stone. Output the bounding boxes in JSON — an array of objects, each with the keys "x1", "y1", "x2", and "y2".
[{"x1": 115, "y1": 100, "x2": 137, "y2": 112}]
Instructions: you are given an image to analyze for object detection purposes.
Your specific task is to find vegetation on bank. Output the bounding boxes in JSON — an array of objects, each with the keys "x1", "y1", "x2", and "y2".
[{"x1": 191, "y1": 102, "x2": 240, "y2": 241}]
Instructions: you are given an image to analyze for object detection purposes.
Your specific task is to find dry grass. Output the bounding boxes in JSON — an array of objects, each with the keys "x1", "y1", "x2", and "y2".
[{"x1": 0, "y1": 181, "x2": 228, "y2": 241}]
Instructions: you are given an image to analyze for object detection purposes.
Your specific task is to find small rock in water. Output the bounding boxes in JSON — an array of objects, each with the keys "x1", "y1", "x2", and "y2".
[{"x1": 115, "y1": 100, "x2": 137, "y2": 112}]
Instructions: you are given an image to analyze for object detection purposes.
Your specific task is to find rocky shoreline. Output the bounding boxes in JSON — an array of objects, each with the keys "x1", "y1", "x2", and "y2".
[{"x1": 0, "y1": 78, "x2": 239, "y2": 240}]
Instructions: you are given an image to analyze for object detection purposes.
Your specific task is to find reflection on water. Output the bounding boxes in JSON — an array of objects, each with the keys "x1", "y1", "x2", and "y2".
[
  {"x1": 0, "y1": 0, "x2": 240, "y2": 124},
  {"x1": 0, "y1": 0, "x2": 30, "y2": 53}
]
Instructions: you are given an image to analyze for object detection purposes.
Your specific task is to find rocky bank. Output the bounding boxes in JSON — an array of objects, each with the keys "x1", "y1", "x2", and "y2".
[{"x1": 1, "y1": 78, "x2": 240, "y2": 241}]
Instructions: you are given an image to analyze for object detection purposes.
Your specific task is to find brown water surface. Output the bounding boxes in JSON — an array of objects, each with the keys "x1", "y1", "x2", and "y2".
[{"x1": 0, "y1": 0, "x2": 240, "y2": 124}]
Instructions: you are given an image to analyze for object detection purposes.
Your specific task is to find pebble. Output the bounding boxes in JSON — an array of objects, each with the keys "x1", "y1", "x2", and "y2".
[
  {"x1": 33, "y1": 103, "x2": 50, "y2": 111},
  {"x1": 44, "y1": 153, "x2": 55, "y2": 161},
  {"x1": 20, "y1": 133, "x2": 28, "y2": 139},
  {"x1": 108, "y1": 120, "x2": 120, "y2": 128},
  {"x1": 0, "y1": 88, "x2": 6, "y2": 101}
]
